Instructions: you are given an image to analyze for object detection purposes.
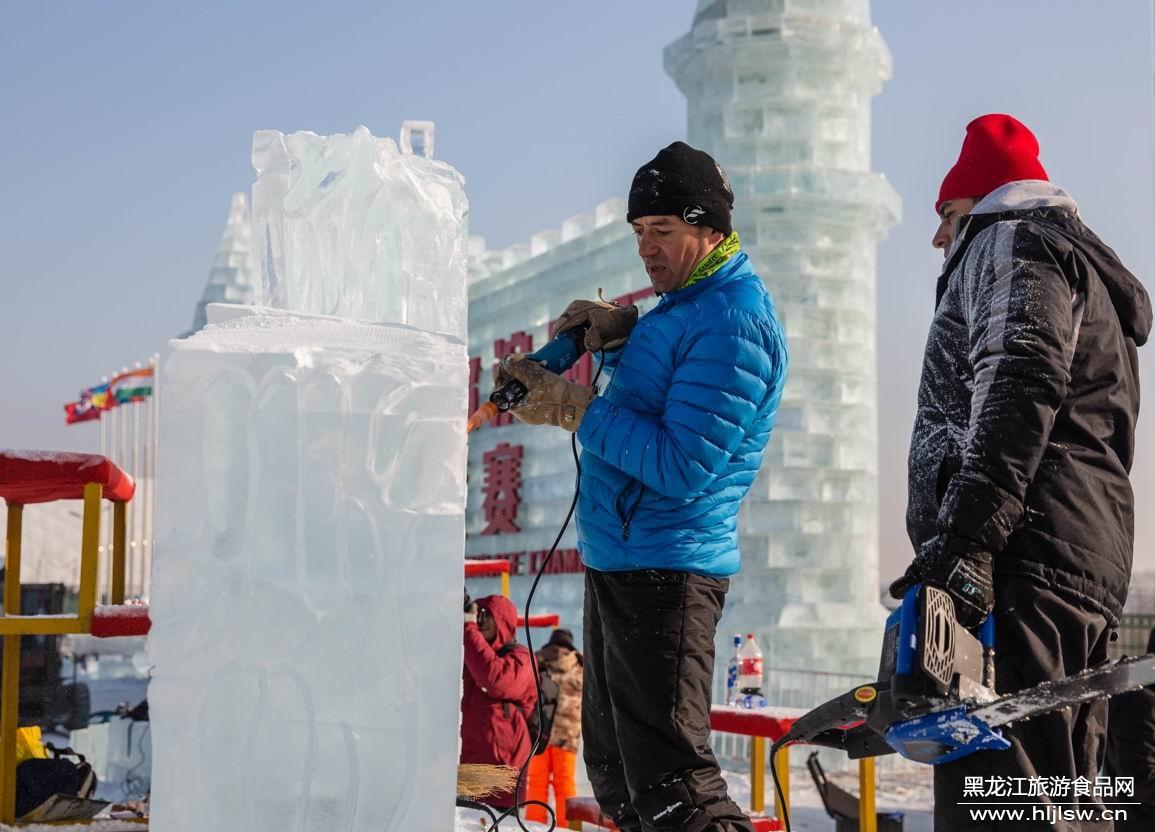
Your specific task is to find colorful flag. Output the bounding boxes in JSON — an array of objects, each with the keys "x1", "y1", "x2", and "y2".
[
  {"x1": 64, "y1": 380, "x2": 116, "y2": 425},
  {"x1": 64, "y1": 400, "x2": 100, "y2": 424},
  {"x1": 110, "y1": 368, "x2": 154, "y2": 404},
  {"x1": 88, "y1": 383, "x2": 113, "y2": 411}
]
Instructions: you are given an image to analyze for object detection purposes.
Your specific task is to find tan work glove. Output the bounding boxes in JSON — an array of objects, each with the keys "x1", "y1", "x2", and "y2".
[
  {"x1": 495, "y1": 354, "x2": 596, "y2": 432},
  {"x1": 555, "y1": 292, "x2": 638, "y2": 352}
]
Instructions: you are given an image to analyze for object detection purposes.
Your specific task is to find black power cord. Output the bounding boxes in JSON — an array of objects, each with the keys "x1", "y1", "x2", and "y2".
[
  {"x1": 457, "y1": 797, "x2": 499, "y2": 827},
  {"x1": 475, "y1": 352, "x2": 605, "y2": 832},
  {"x1": 768, "y1": 738, "x2": 792, "y2": 832}
]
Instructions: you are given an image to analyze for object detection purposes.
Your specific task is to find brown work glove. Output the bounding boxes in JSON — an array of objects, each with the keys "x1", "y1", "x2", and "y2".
[
  {"x1": 555, "y1": 293, "x2": 638, "y2": 352},
  {"x1": 495, "y1": 354, "x2": 596, "y2": 432}
]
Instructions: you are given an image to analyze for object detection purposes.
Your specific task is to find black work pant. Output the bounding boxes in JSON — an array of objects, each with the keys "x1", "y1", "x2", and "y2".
[
  {"x1": 582, "y1": 568, "x2": 754, "y2": 832},
  {"x1": 1104, "y1": 682, "x2": 1155, "y2": 832},
  {"x1": 934, "y1": 574, "x2": 1114, "y2": 832}
]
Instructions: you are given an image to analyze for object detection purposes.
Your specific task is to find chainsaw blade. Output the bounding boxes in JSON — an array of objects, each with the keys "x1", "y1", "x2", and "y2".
[{"x1": 972, "y1": 654, "x2": 1155, "y2": 728}]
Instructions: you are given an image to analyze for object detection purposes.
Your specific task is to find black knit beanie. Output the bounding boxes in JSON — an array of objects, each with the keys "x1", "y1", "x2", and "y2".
[
  {"x1": 547, "y1": 628, "x2": 575, "y2": 651},
  {"x1": 626, "y1": 141, "x2": 734, "y2": 235}
]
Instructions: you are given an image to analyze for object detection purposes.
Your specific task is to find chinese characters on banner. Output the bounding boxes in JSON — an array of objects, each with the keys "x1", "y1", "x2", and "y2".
[{"x1": 481, "y1": 442, "x2": 524, "y2": 535}]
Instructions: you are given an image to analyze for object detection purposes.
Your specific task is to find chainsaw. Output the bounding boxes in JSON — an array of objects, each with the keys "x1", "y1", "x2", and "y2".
[{"x1": 778, "y1": 583, "x2": 1155, "y2": 766}]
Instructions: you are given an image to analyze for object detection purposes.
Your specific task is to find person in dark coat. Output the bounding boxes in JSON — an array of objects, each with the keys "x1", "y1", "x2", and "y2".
[
  {"x1": 497, "y1": 142, "x2": 788, "y2": 832},
  {"x1": 1105, "y1": 626, "x2": 1155, "y2": 831},
  {"x1": 891, "y1": 114, "x2": 1152, "y2": 831},
  {"x1": 460, "y1": 594, "x2": 537, "y2": 810},
  {"x1": 525, "y1": 628, "x2": 583, "y2": 826}
]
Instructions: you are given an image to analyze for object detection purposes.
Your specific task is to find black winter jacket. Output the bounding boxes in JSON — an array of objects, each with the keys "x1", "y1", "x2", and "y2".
[{"x1": 907, "y1": 181, "x2": 1152, "y2": 623}]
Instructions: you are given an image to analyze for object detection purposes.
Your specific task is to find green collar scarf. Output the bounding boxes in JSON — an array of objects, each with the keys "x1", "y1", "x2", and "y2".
[{"x1": 680, "y1": 232, "x2": 741, "y2": 291}]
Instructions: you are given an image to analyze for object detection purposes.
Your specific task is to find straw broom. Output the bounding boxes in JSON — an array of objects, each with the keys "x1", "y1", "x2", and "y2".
[{"x1": 457, "y1": 763, "x2": 520, "y2": 800}]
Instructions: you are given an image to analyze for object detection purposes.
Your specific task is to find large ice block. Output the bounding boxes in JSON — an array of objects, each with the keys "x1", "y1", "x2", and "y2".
[
  {"x1": 252, "y1": 125, "x2": 468, "y2": 336},
  {"x1": 151, "y1": 126, "x2": 468, "y2": 832}
]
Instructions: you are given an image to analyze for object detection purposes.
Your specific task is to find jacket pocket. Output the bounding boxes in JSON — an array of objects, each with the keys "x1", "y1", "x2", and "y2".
[
  {"x1": 613, "y1": 479, "x2": 646, "y2": 541},
  {"x1": 935, "y1": 452, "x2": 959, "y2": 504}
]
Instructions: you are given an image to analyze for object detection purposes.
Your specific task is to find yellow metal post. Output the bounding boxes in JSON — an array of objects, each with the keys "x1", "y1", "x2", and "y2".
[
  {"x1": 2, "y1": 505, "x2": 20, "y2": 615},
  {"x1": 77, "y1": 484, "x2": 103, "y2": 630},
  {"x1": 112, "y1": 501, "x2": 127, "y2": 604},
  {"x1": 0, "y1": 502, "x2": 23, "y2": 824},
  {"x1": 500, "y1": 570, "x2": 510, "y2": 599},
  {"x1": 749, "y1": 735, "x2": 765, "y2": 813},
  {"x1": 858, "y1": 756, "x2": 877, "y2": 832},
  {"x1": 773, "y1": 744, "x2": 790, "y2": 822}
]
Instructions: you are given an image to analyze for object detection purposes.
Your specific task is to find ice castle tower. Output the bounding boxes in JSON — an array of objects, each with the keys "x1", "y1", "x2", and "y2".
[
  {"x1": 188, "y1": 193, "x2": 256, "y2": 335},
  {"x1": 666, "y1": 0, "x2": 901, "y2": 673}
]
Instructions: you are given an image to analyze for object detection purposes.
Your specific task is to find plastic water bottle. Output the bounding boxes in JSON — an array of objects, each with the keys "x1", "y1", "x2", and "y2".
[
  {"x1": 725, "y1": 634, "x2": 741, "y2": 706},
  {"x1": 737, "y1": 633, "x2": 767, "y2": 709}
]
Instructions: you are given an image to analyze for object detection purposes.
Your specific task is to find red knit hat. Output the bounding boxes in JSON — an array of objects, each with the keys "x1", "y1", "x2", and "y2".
[{"x1": 936, "y1": 114, "x2": 1048, "y2": 212}]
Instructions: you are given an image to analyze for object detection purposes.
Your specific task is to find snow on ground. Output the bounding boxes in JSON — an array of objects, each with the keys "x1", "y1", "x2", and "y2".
[
  {"x1": 454, "y1": 757, "x2": 934, "y2": 831},
  {"x1": 720, "y1": 758, "x2": 934, "y2": 831},
  {"x1": 15, "y1": 655, "x2": 935, "y2": 831}
]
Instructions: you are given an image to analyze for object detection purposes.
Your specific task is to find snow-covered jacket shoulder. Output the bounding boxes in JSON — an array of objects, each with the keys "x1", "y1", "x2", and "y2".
[
  {"x1": 576, "y1": 251, "x2": 788, "y2": 576},
  {"x1": 907, "y1": 181, "x2": 1151, "y2": 621}
]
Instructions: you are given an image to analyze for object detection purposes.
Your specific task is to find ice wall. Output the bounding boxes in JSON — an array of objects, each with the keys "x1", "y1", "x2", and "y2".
[{"x1": 151, "y1": 126, "x2": 468, "y2": 832}]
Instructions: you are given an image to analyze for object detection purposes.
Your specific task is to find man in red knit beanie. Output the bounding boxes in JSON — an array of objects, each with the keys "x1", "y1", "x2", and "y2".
[{"x1": 892, "y1": 114, "x2": 1152, "y2": 831}]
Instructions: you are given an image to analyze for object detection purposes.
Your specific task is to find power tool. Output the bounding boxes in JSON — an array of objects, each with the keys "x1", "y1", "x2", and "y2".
[
  {"x1": 777, "y1": 583, "x2": 1155, "y2": 766},
  {"x1": 466, "y1": 324, "x2": 590, "y2": 433}
]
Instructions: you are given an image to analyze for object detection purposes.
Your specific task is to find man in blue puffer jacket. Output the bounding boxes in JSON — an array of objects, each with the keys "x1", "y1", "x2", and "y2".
[{"x1": 497, "y1": 142, "x2": 787, "y2": 832}]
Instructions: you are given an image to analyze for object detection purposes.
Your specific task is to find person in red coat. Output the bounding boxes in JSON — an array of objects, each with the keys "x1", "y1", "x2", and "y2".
[{"x1": 460, "y1": 594, "x2": 538, "y2": 810}]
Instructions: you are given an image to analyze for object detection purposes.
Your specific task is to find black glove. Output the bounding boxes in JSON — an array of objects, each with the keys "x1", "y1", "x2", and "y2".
[{"x1": 889, "y1": 535, "x2": 994, "y2": 629}]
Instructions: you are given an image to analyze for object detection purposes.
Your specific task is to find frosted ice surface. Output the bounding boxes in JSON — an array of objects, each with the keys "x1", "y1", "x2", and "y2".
[
  {"x1": 151, "y1": 126, "x2": 469, "y2": 832},
  {"x1": 252, "y1": 125, "x2": 467, "y2": 338},
  {"x1": 151, "y1": 308, "x2": 467, "y2": 832}
]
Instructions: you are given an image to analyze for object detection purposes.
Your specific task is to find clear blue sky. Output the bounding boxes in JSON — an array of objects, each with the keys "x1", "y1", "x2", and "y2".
[{"x1": 2, "y1": 1, "x2": 1153, "y2": 574}]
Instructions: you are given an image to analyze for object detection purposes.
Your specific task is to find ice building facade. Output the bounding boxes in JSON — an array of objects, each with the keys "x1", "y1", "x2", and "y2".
[
  {"x1": 188, "y1": 193, "x2": 257, "y2": 335},
  {"x1": 467, "y1": 0, "x2": 899, "y2": 675},
  {"x1": 152, "y1": 126, "x2": 468, "y2": 831}
]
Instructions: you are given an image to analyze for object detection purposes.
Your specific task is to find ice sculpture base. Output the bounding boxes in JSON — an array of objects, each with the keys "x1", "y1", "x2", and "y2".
[{"x1": 151, "y1": 304, "x2": 466, "y2": 832}]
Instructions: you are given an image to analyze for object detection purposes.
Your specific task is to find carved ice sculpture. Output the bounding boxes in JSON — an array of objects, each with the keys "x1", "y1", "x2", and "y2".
[{"x1": 150, "y1": 125, "x2": 468, "y2": 832}]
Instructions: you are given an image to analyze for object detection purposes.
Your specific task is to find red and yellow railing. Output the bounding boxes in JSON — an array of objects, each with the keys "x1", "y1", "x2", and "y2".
[
  {"x1": 0, "y1": 451, "x2": 151, "y2": 825},
  {"x1": 710, "y1": 706, "x2": 878, "y2": 832},
  {"x1": 464, "y1": 558, "x2": 511, "y2": 598}
]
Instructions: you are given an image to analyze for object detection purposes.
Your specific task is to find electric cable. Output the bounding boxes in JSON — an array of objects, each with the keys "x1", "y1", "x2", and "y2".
[
  {"x1": 456, "y1": 797, "x2": 499, "y2": 827},
  {"x1": 477, "y1": 351, "x2": 605, "y2": 832},
  {"x1": 121, "y1": 719, "x2": 151, "y2": 799},
  {"x1": 768, "y1": 738, "x2": 792, "y2": 832}
]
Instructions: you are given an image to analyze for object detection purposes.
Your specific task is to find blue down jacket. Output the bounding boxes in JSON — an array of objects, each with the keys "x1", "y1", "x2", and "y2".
[{"x1": 575, "y1": 250, "x2": 788, "y2": 576}]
